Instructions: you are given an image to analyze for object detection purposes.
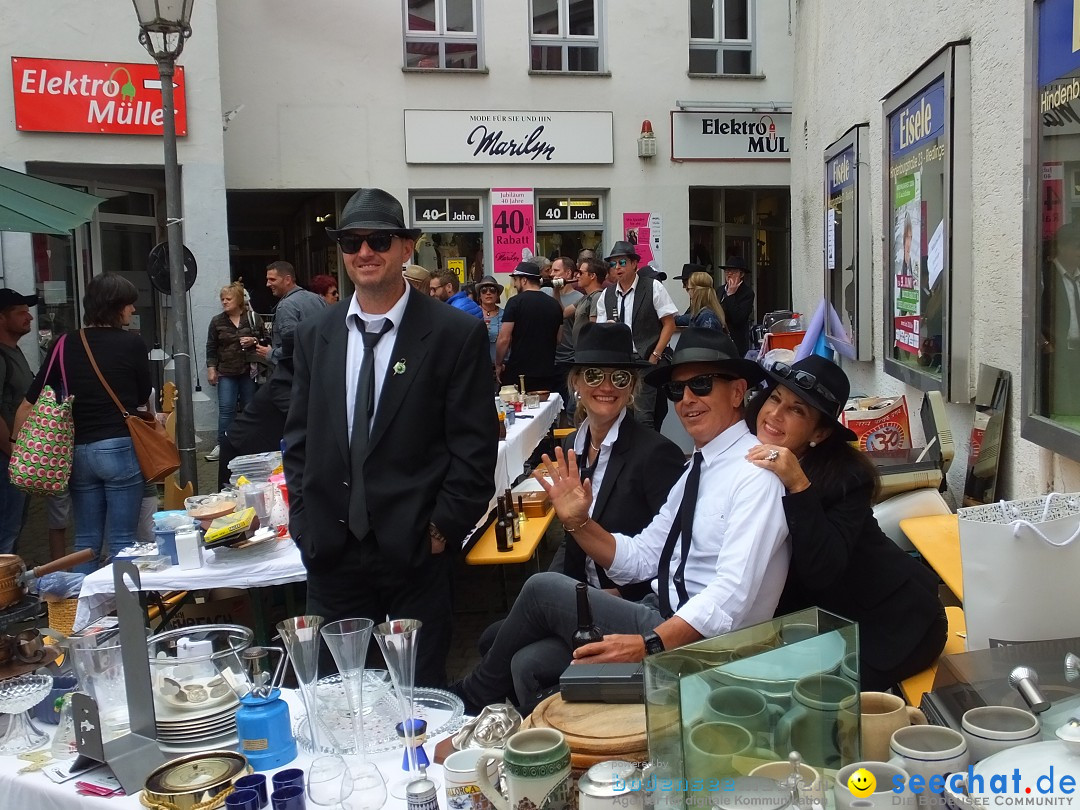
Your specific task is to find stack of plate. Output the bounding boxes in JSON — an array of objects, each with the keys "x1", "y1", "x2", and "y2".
[
  {"x1": 155, "y1": 694, "x2": 240, "y2": 754},
  {"x1": 227, "y1": 452, "x2": 282, "y2": 486}
]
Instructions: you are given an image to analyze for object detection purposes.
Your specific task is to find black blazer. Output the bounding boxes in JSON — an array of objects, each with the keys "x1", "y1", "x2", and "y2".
[
  {"x1": 775, "y1": 469, "x2": 942, "y2": 672},
  {"x1": 560, "y1": 414, "x2": 686, "y2": 599},
  {"x1": 720, "y1": 283, "x2": 755, "y2": 356},
  {"x1": 283, "y1": 288, "x2": 498, "y2": 572}
]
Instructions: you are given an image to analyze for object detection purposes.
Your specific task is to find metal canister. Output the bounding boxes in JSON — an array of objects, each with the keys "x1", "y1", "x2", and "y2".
[
  {"x1": 578, "y1": 760, "x2": 644, "y2": 810},
  {"x1": 407, "y1": 776, "x2": 442, "y2": 810}
]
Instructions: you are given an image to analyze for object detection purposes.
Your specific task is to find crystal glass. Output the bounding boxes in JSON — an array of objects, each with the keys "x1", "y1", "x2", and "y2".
[
  {"x1": 0, "y1": 674, "x2": 52, "y2": 754},
  {"x1": 69, "y1": 631, "x2": 130, "y2": 743},
  {"x1": 307, "y1": 754, "x2": 354, "y2": 809},
  {"x1": 322, "y1": 618, "x2": 386, "y2": 810},
  {"x1": 374, "y1": 619, "x2": 429, "y2": 799},
  {"x1": 277, "y1": 615, "x2": 327, "y2": 749}
]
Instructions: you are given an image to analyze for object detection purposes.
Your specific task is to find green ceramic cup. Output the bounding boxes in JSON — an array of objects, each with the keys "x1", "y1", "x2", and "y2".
[{"x1": 475, "y1": 728, "x2": 573, "y2": 810}]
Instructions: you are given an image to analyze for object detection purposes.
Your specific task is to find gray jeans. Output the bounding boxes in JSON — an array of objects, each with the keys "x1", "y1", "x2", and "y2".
[{"x1": 460, "y1": 571, "x2": 663, "y2": 709}]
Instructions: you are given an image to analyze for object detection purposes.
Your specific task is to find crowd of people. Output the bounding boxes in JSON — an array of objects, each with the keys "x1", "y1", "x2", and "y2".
[{"x1": 0, "y1": 186, "x2": 947, "y2": 705}]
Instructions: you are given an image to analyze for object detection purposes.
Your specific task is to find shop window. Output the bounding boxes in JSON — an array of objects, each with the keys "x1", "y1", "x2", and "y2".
[
  {"x1": 535, "y1": 193, "x2": 604, "y2": 261},
  {"x1": 824, "y1": 125, "x2": 873, "y2": 361},
  {"x1": 881, "y1": 42, "x2": 972, "y2": 402},
  {"x1": 1023, "y1": 0, "x2": 1080, "y2": 458},
  {"x1": 410, "y1": 193, "x2": 485, "y2": 282},
  {"x1": 403, "y1": 0, "x2": 483, "y2": 70},
  {"x1": 530, "y1": 0, "x2": 603, "y2": 73},
  {"x1": 688, "y1": 0, "x2": 755, "y2": 76}
]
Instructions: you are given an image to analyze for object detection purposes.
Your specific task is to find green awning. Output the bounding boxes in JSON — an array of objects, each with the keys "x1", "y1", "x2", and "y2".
[{"x1": 0, "y1": 166, "x2": 106, "y2": 235}]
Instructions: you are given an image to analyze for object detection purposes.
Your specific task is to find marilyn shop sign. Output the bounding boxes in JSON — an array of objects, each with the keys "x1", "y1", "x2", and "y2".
[
  {"x1": 671, "y1": 111, "x2": 790, "y2": 160},
  {"x1": 404, "y1": 110, "x2": 613, "y2": 164}
]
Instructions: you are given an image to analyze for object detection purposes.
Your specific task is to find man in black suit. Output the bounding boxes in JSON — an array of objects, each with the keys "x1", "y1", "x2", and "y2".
[
  {"x1": 719, "y1": 256, "x2": 755, "y2": 357},
  {"x1": 283, "y1": 188, "x2": 498, "y2": 686}
]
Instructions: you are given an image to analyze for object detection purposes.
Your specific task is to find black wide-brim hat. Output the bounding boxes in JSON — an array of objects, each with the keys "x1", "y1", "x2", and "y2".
[
  {"x1": 573, "y1": 323, "x2": 652, "y2": 369},
  {"x1": 721, "y1": 256, "x2": 750, "y2": 276},
  {"x1": 645, "y1": 328, "x2": 766, "y2": 387},
  {"x1": 604, "y1": 240, "x2": 640, "y2": 262},
  {"x1": 325, "y1": 188, "x2": 422, "y2": 241},
  {"x1": 762, "y1": 355, "x2": 857, "y2": 441}
]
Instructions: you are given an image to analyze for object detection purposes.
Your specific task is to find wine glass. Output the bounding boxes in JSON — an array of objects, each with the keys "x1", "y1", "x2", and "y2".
[{"x1": 307, "y1": 754, "x2": 353, "y2": 810}]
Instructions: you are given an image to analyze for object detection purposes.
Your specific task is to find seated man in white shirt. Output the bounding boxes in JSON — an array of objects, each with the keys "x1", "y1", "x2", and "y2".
[{"x1": 451, "y1": 328, "x2": 791, "y2": 713}]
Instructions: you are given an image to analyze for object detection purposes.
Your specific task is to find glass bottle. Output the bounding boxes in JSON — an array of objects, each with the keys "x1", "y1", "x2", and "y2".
[
  {"x1": 505, "y1": 489, "x2": 521, "y2": 543},
  {"x1": 50, "y1": 693, "x2": 78, "y2": 760},
  {"x1": 495, "y1": 496, "x2": 510, "y2": 552},
  {"x1": 572, "y1": 583, "x2": 604, "y2": 650}
]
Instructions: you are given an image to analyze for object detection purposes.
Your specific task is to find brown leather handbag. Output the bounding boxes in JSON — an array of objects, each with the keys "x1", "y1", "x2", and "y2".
[{"x1": 80, "y1": 329, "x2": 180, "y2": 483}]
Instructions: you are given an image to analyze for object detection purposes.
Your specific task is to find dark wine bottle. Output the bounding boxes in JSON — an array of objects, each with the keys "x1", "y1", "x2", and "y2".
[
  {"x1": 572, "y1": 582, "x2": 604, "y2": 649},
  {"x1": 495, "y1": 496, "x2": 510, "y2": 552},
  {"x1": 517, "y1": 495, "x2": 528, "y2": 523},
  {"x1": 505, "y1": 488, "x2": 521, "y2": 543}
]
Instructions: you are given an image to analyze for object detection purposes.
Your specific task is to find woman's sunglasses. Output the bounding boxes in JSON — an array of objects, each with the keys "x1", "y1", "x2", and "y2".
[
  {"x1": 582, "y1": 367, "x2": 634, "y2": 389},
  {"x1": 770, "y1": 362, "x2": 839, "y2": 406},
  {"x1": 335, "y1": 232, "x2": 398, "y2": 254},
  {"x1": 663, "y1": 373, "x2": 736, "y2": 402}
]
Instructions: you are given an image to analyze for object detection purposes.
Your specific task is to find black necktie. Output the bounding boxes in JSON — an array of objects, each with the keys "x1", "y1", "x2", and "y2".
[
  {"x1": 657, "y1": 452, "x2": 703, "y2": 618},
  {"x1": 348, "y1": 319, "x2": 393, "y2": 539},
  {"x1": 619, "y1": 290, "x2": 629, "y2": 323}
]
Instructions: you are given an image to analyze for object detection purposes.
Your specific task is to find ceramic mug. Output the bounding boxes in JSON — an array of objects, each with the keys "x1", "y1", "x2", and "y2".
[
  {"x1": 961, "y1": 706, "x2": 1040, "y2": 763},
  {"x1": 749, "y1": 759, "x2": 827, "y2": 807},
  {"x1": 834, "y1": 761, "x2": 916, "y2": 810},
  {"x1": 685, "y1": 721, "x2": 779, "y2": 781},
  {"x1": 704, "y1": 686, "x2": 783, "y2": 746},
  {"x1": 475, "y1": 728, "x2": 573, "y2": 810},
  {"x1": 446, "y1": 748, "x2": 499, "y2": 810},
  {"x1": 888, "y1": 725, "x2": 969, "y2": 796},
  {"x1": 860, "y1": 691, "x2": 927, "y2": 762},
  {"x1": 775, "y1": 674, "x2": 859, "y2": 769}
]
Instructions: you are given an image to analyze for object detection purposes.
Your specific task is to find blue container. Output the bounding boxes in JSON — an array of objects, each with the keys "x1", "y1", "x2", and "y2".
[
  {"x1": 31, "y1": 675, "x2": 78, "y2": 724},
  {"x1": 153, "y1": 510, "x2": 194, "y2": 566}
]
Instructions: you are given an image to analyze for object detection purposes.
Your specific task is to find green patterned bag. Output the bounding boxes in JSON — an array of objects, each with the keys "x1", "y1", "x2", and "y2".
[{"x1": 8, "y1": 335, "x2": 74, "y2": 496}]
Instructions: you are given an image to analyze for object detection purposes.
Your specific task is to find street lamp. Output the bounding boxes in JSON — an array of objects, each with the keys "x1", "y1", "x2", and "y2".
[{"x1": 133, "y1": 0, "x2": 198, "y2": 490}]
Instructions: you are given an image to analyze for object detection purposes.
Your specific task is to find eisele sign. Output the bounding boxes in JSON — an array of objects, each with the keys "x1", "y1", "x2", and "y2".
[
  {"x1": 11, "y1": 57, "x2": 188, "y2": 136},
  {"x1": 404, "y1": 109, "x2": 613, "y2": 164},
  {"x1": 671, "y1": 110, "x2": 791, "y2": 160}
]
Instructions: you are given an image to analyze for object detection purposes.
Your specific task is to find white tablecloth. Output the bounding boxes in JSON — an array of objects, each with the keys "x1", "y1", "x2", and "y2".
[
  {"x1": 74, "y1": 395, "x2": 562, "y2": 630},
  {"x1": 0, "y1": 689, "x2": 450, "y2": 810}
]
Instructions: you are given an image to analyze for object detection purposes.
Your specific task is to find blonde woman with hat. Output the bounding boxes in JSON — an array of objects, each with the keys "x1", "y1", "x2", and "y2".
[
  {"x1": 675, "y1": 271, "x2": 728, "y2": 333},
  {"x1": 745, "y1": 355, "x2": 946, "y2": 689}
]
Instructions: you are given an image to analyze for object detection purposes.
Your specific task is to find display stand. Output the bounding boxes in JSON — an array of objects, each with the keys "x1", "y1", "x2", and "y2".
[{"x1": 72, "y1": 562, "x2": 167, "y2": 795}]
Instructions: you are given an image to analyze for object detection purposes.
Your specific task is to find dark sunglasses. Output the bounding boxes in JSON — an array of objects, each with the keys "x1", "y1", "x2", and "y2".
[
  {"x1": 608, "y1": 258, "x2": 629, "y2": 268},
  {"x1": 663, "y1": 373, "x2": 736, "y2": 402},
  {"x1": 770, "y1": 362, "x2": 839, "y2": 406},
  {"x1": 335, "y1": 232, "x2": 398, "y2": 253},
  {"x1": 582, "y1": 367, "x2": 634, "y2": 389}
]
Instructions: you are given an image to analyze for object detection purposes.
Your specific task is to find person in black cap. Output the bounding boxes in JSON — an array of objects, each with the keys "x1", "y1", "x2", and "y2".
[
  {"x1": 745, "y1": 356, "x2": 946, "y2": 689},
  {"x1": 596, "y1": 240, "x2": 679, "y2": 431},
  {"x1": 719, "y1": 256, "x2": 755, "y2": 357},
  {"x1": 284, "y1": 187, "x2": 498, "y2": 687},
  {"x1": 451, "y1": 328, "x2": 790, "y2": 713},
  {"x1": 0, "y1": 288, "x2": 38, "y2": 554},
  {"x1": 494, "y1": 261, "x2": 564, "y2": 390}
]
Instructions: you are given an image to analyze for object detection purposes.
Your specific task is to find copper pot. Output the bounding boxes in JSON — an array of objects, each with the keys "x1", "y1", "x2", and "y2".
[{"x1": 0, "y1": 554, "x2": 24, "y2": 610}]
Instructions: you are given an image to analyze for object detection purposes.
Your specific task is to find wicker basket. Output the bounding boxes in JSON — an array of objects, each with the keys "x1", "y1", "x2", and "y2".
[{"x1": 47, "y1": 597, "x2": 79, "y2": 636}]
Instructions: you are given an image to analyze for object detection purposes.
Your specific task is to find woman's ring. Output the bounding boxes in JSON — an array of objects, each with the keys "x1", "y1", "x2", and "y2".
[{"x1": 766, "y1": 449, "x2": 779, "y2": 461}]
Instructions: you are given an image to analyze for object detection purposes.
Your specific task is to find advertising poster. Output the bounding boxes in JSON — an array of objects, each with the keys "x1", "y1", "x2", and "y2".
[
  {"x1": 893, "y1": 171, "x2": 922, "y2": 355},
  {"x1": 622, "y1": 212, "x2": 663, "y2": 269},
  {"x1": 490, "y1": 188, "x2": 535, "y2": 276},
  {"x1": 1043, "y1": 162, "x2": 1065, "y2": 240}
]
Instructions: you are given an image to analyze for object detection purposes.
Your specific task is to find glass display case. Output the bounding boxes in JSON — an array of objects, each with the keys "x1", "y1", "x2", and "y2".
[{"x1": 644, "y1": 608, "x2": 860, "y2": 808}]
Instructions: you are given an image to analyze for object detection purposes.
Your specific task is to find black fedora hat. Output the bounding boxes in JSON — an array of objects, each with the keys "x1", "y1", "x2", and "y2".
[
  {"x1": 573, "y1": 323, "x2": 651, "y2": 369},
  {"x1": 721, "y1": 256, "x2": 749, "y2": 275},
  {"x1": 325, "y1": 188, "x2": 421, "y2": 240},
  {"x1": 681, "y1": 263, "x2": 707, "y2": 283},
  {"x1": 509, "y1": 261, "x2": 542, "y2": 278},
  {"x1": 644, "y1": 327, "x2": 765, "y2": 387},
  {"x1": 604, "y1": 240, "x2": 640, "y2": 262},
  {"x1": 763, "y1": 356, "x2": 857, "y2": 440}
]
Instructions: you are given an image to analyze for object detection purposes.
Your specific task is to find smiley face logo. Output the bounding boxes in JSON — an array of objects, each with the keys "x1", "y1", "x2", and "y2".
[{"x1": 847, "y1": 768, "x2": 876, "y2": 797}]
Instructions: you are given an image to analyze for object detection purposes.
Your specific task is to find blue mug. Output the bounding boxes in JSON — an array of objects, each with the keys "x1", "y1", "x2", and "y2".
[
  {"x1": 271, "y1": 769, "x2": 305, "y2": 793},
  {"x1": 270, "y1": 785, "x2": 305, "y2": 810},
  {"x1": 235, "y1": 774, "x2": 268, "y2": 808},
  {"x1": 225, "y1": 788, "x2": 261, "y2": 810}
]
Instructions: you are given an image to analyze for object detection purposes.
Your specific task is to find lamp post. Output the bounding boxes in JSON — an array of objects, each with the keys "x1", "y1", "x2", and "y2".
[{"x1": 133, "y1": 0, "x2": 197, "y2": 490}]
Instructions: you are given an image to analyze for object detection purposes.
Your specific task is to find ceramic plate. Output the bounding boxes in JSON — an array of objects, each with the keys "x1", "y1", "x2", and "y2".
[{"x1": 159, "y1": 732, "x2": 239, "y2": 754}]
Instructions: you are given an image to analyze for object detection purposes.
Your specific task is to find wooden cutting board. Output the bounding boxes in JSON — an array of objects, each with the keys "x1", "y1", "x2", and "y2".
[{"x1": 524, "y1": 694, "x2": 648, "y2": 767}]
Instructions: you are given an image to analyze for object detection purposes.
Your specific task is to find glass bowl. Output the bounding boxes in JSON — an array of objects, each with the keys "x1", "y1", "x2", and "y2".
[{"x1": 147, "y1": 624, "x2": 253, "y2": 713}]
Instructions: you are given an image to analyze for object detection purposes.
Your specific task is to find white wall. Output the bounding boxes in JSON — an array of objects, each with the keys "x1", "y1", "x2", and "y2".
[
  {"x1": 0, "y1": 0, "x2": 229, "y2": 429},
  {"x1": 216, "y1": 0, "x2": 795, "y2": 305},
  {"x1": 790, "y1": 0, "x2": 1076, "y2": 498}
]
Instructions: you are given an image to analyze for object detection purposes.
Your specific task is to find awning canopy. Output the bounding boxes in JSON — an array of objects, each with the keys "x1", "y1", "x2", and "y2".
[{"x1": 0, "y1": 166, "x2": 106, "y2": 235}]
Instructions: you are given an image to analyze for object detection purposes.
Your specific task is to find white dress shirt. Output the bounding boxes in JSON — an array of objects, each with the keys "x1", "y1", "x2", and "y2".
[
  {"x1": 606, "y1": 421, "x2": 790, "y2": 639},
  {"x1": 572, "y1": 409, "x2": 628, "y2": 587},
  {"x1": 345, "y1": 284, "x2": 411, "y2": 441},
  {"x1": 1054, "y1": 259, "x2": 1080, "y2": 344},
  {"x1": 595, "y1": 275, "x2": 679, "y2": 325}
]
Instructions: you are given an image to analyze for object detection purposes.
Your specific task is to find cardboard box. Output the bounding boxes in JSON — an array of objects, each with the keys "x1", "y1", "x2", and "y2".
[
  {"x1": 516, "y1": 491, "x2": 550, "y2": 519},
  {"x1": 162, "y1": 588, "x2": 255, "y2": 632}
]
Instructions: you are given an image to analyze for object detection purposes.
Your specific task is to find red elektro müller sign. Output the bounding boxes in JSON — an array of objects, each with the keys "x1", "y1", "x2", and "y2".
[{"x1": 11, "y1": 56, "x2": 188, "y2": 136}]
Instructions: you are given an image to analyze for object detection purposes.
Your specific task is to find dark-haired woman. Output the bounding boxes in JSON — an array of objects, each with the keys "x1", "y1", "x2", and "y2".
[
  {"x1": 745, "y1": 356, "x2": 946, "y2": 690},
  {"x1": 24, "y1": 273, "x2": 151, "y2": 572}
]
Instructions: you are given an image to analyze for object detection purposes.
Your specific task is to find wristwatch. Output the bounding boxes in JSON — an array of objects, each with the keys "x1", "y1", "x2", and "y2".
[{"x1": 642, "y1": 631, "x2": 665, "y2": 656}]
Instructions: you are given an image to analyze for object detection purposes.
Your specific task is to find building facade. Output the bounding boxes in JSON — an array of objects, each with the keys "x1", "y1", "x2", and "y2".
[{"x1": 791, "y1": 0, "x2": 1080, "y2": 496}]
